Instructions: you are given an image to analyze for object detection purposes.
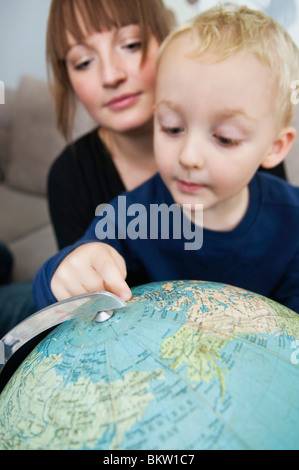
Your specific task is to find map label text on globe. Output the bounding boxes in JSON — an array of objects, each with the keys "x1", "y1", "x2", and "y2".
[{"x1": 95, "y1": 196, "x2": 203, "y2": 250}]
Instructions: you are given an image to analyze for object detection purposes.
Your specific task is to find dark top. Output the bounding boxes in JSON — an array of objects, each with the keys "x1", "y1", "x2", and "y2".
[
  {"x1": 48, "y1": 128, "x2": 125, "y2": 249},
  {"x1": 48, "y1": 128, "x2": 286, "y2": 250}
]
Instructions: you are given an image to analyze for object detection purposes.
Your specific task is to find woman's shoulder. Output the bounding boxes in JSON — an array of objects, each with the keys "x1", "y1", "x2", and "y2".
[
  {"x1": 55, "y1": 127, "x2": 101, "y2": 162},
  {"x1": 48, "y1": 127, "x2": 110, "y2": 179}
]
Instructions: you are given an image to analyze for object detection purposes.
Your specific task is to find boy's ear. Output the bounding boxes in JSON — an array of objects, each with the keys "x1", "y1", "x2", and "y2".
[{"x1": 261, "y1": 126, "x2": 297, "y2": 169}]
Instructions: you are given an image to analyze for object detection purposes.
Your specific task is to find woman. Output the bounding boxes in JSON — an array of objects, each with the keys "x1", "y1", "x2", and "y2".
[
  {"x1": 0, "y1": 0, "x2": 174, "y2": 339},
  {"x1": 46, "y1": 0, "x2": 174, "y2": 249}
]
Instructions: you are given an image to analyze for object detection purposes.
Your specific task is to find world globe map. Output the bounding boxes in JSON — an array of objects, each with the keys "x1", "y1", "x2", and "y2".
[{"x1": 0, "y1": 280, "x2": 298, "y2": 450}]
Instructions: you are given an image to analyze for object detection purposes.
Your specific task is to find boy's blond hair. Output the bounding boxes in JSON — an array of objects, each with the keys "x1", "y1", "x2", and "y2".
[{"x1": 158, "y1": 3, "x2": 299, "y2": 127}]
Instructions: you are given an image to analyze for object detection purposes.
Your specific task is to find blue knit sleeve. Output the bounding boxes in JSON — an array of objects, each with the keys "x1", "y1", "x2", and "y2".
[
  {"x1": 32, "y1": 243, "x2": 82, "y2": 310},
  {"x1": 32, "y1": 201, "x2": 123, "y2": 310}
]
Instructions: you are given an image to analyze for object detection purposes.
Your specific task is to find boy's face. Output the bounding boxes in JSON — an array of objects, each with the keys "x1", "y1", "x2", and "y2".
[{"x1": 154, "y1": 34, "x2": 279, "y2": 229}]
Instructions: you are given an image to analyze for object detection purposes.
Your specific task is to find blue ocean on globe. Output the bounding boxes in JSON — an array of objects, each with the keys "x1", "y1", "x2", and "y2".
[{"x1": 0, "y1": 280, "x2": 298, "y2": 450}]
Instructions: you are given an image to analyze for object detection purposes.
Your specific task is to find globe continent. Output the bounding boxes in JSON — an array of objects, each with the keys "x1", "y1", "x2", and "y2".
[{"x1": 0, "y1": 280, "x2": 298, "y2": 450}]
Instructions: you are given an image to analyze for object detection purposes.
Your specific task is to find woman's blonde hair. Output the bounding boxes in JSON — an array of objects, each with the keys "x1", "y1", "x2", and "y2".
[
  {"x1": 158, "y1": 3, "x2": 299, "y2": 127},
  {"x1": 47, "y1": 0, "x2": 174, "y2": 140}
]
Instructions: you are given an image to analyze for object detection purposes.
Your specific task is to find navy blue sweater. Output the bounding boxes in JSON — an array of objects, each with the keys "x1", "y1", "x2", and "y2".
[{"x1": 33, "y1": 173, "x2": 299, "y2": 313}]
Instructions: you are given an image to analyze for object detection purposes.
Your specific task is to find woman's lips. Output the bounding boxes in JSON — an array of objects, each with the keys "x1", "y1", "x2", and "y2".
[
  {"x1": 106, "y1": 93, "x2": 141, "y2": 110},
  {"x1": 177, "y1": 179, "x2": 205, "y2": 193}
]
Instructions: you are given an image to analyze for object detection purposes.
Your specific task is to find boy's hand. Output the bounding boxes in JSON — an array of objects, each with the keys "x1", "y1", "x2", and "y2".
[{"x1": 50, "y1": 242, "x2": 132, "y2": 302}]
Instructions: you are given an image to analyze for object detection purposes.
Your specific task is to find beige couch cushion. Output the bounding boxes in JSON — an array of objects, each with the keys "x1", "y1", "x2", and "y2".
[
  {"x1": 0, "y1": 184, "x2": 50, "y2": 243},
  {"x1": 5, "y1": 75, "x2": 95, "y2": 196},
  {"x1": 0, "y1": 128, "x2": 7, "y2": 181},
  {"x1": 6, "y1": 76, "x2": 66, "y2": 196},
  {"x1": 0, "y1": 88, "x2": 15, "y2": 181},
  {"x1": 10, "y1": 225, "x2": 57, "y2": 282}
]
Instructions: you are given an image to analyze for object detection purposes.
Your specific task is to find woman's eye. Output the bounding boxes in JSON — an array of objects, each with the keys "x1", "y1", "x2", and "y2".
[
  {"x1": 124, "y1": 41, "x2": 142, "y2": 52},
  {"x1": 214, "y1": 134, "x2": 241, "y2": 146},
  {"x1": 74, "y1": 59, "x2": 92, "y2": 71}
]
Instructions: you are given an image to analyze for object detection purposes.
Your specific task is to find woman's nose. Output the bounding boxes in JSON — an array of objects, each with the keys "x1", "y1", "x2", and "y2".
[{"x1": 101, "y1": 53, "x2": 127, "y2": 87}]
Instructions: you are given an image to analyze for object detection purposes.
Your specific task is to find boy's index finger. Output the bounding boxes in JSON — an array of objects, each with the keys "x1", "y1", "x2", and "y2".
[
  {"x1": 103, "y1": 267, "x2": 132, "y2": 301},
  {"x1": 93, "y1": 251, "x2": 131, "y2": 301}
]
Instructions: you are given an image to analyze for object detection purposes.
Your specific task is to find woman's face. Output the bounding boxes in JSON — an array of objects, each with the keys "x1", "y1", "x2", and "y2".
[{"x1": 66, "y1": 25, "x2": 160, "y2": 133}]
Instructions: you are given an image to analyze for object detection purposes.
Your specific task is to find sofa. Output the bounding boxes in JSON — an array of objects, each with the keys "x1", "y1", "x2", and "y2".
[
  {"x1": 0, "y1": 74, "x2": 299, "y2": 283},
  {"x1": 0, "y1": 75, "x2": 95, "y2": 282}
]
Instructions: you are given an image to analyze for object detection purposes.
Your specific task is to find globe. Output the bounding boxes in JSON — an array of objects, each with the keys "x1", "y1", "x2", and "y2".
[{"x1": 0, "y1": 280, "x2": 298, "y2": 450}]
